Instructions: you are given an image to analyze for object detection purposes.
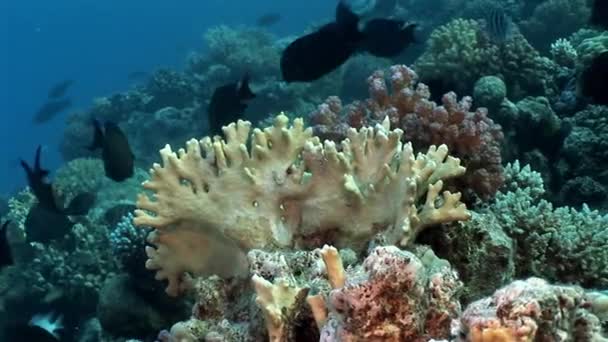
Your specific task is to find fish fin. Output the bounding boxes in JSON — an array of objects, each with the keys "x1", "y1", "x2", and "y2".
[
  {"x1": 88, "y1": 119, "x2": 104, "y2": 151},
  {"x1": 336, "y1": 1, "x2": 359, "y2": 28},
  {"x1": 402, "y1": 23, "x2": 419, "y2": 43},
  {"x1": 64, "y1": 192, "x2": 96, "y2": 216},
  {"x1": 238, "y1": 73, "x2": 256, "y2": 100},
  {"x1": 1, "y1": 220, "x2": 8, "y2": 233},
  {"x1": 19, "y1": 159, "x2": 32, "y2": 176}
]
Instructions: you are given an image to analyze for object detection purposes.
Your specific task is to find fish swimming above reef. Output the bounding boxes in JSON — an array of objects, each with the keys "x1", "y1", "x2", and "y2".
[
  {"x1": 281, "y1": 2, "x2": 363, "y2": 82},
  {"x1": 47, "y1": 79, "x2": 74, "y2": 99},
  {"x1": 25, "y1": 203, "x2": 74, "y2": 243},
  {"x1": 580, "y1": 51, "x2": 608, "y2": 106},
  {"x1": 484, "y1": 7, "x2": 515, "y2": 43},
  {"x1": 281, "y1": 1, "x2": 419, "y2": 82},
  {"x1": 20, "y1": 146, "x2": 61, "y2": 213},
  {"x1": 0, "y1": 221, "x2": 13, "y2": 270},
  {"x1": 256, "y1": 12, "x2": 281, "y2": 27},
  {"x1": 89, "y1": 120, "x2": 135, "y2": 182},
  {"x1": 33, "y1": 98, "x2": 72, "y2": 124},
  {"x1": 207, "y1": 73, "x2": 256, "y2": 135},
  {"x1": 590, "y1": 0, "x2": 608, "y2": 30},
  {"x1": 360, "y1": 19, "x2": 418, "y2": 57}
]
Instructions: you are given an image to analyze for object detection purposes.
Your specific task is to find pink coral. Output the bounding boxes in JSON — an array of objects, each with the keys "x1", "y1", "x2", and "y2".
[
  {"x1": 320, "y1": 246, "x2": 461, "y2": 341},
  {"x1": 310, "y1": 65, "x2": 504, "y2": 201},
  {"x1": 457, "y1": 277, "x2": 607, "y2": 341}
]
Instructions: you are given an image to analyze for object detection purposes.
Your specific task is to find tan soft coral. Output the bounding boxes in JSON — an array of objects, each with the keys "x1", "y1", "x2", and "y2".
[{"x1": 134, "y1": 114, "x2": 470, "y2": 295}]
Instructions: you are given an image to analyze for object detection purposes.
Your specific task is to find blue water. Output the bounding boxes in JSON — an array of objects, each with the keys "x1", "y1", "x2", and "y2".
[{"x1": 0, "y1": 0, "x2": 333, "y2": 195}]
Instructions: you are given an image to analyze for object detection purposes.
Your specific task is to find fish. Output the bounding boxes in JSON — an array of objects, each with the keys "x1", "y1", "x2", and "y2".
[
  {"x1": 20, "y1": 146, "x2": 61, "y2": 213},
  {"x1": 62, "y1": 192, "x2": 96, "y2": 216},
  {"x1": 207, "y1": 73, "x2": 256, "y2": 135},
  {"x1": 281, "y1": 1, "x2": 363, "y2": 82},
  {"x1": 590, "y1": 0, "x2": 608, "y2": 29},
  {"x1": 484, "y1": 7, "x2": 514, "y2": 43},
  {"x1": 256, "y1": 12, "x2": 281, "y2": 27},
  {"x1": 0, "y1": 221, "x2": 13, "y2": 269},
  {"x1": 47, "y1": 79, "x2": 74, "y2": 99},
  {"x1": 360, "y1": 20, "x2": 418, "y2": 57},
  {"x1": 89, "y1": 120, "x2": 135, "y2": 182},
  {"x1": 580, "y1": 51, "x2": 608, "y2": 105},
  {"x1": 33, "y1": 98, "x2": 72, "y2": 124},
  {"x1": 25, "y1": 203, "x2": 74, "y2": 243},
  {"x1": 9, "y1": 324, "x2": 60, "y2": 342}
]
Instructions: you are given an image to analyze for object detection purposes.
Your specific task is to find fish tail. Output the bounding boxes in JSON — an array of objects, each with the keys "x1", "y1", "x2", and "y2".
[
  {"x1": 403, "y1": 23, "x2": 419, "y2": 43},
  {"x1": 238, "y1": 73, "x2": 256, "y2": 100},
  {"x1": 88, "y1": 119, "x2": 104, "y2": 151}
]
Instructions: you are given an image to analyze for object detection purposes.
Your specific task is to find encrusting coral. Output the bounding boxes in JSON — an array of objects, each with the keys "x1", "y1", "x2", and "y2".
[{"x1": 133, "y1": 114, "x2": 471, "y2": 296}]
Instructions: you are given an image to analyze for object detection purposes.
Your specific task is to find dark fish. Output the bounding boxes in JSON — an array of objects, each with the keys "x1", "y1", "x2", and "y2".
[
  {"x1": 580, "y1": 51, "x2": 608, "y2": 105},
  {"x1": 33, "y1": 98, "x2": 72, "y2": 124},
  {"x1": 281, "y1": 2, "x2": 363, "y2": 82},
  {"x1": 485, "y1": 7, "x2": 513, "y2": 43},
  {"x1": 127, "y1": 71, "x2": 149, "y2": 81},
  {"x1": 63, "y1": 192, "x2": 96, "y2": 216},
  {"x1": 9, "y1": 324, "x2": 60, "y2": 342},
  {"x1": 590, "y1": 0, "x2": 608, "y2": 29},
  {"x1": 256, "y1": 12, "x2": 281, "y2": 27},
  {"x1": 360, "y1": 20, "x2": 418, "y2": 57},
  {"x1": 47, "y1": 79, "x2": 74, "y2": 99},
  {"x1": 208, "y1": 73, "x2": 256, "y2": 135},
  {"x1": 103, "y1": 203, "x2": 136, "y2": 226},
  {"x1": 89, "y1": 120, "x2": 135, "y2": 182},
  {"x1": 25, "y1": 203, "x2": 74, "y2": 243},
  {"x1": 0, "y1": 221, "x2": 13, "y2": 269},
  {"x1": 20, "y1": 146, "x2": 61, "y2": 213}
]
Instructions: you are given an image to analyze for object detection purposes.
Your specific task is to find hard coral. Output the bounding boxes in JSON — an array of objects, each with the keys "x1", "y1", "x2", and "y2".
[
  {"x1": 134, "y1": 114, "x2": 470, "y2": 295},
  {"x1": 320, "y1": 246, "x2": 462, "y2": 341},
  {"x1": 457, "y1": 278, "x2": 608, "y2": 341},
  {"x1": 312, "y1": 65, "x2": 504, "y2": 201}
]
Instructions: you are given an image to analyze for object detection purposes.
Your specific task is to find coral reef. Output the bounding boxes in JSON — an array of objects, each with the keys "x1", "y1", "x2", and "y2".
[
  {"x1": 456, "y1": 278, "x2": 608, "y2": 341},
  {"x1": 311, "y1": 65, "x2": 504, "y2": 201},
  {"x1": 134, "y1": 113, "x2": 470, "y2": 295}
]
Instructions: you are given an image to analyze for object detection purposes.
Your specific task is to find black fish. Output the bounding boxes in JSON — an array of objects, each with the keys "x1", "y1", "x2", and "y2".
[
  {"x1": 590, "y1": 0, "x2": 608, "y2": 29},
  {"x1": 25, "y1": 203, "x2": 74, "y2": 243},
  {"x1": 361, "y1": 20, "x2": 418, "y2": 57},
  {"x1": 281, "y1": 1, "x2": 363, "y2": 82},
  {"x1": 89, "y1": 120, "x2": 135, "y2": 182},
  {"x1": 485, "y1": 7, "x2": 513, "y2": 43},
  {"x1": 63, "y1": 192, "x2": 96, "y2": 216},
  {"x1": 33, "y1": 98, "x2": 72, "y2": 124},
  {"x1": 9, "y1": 323, "x2": 60, "y2": 342},
  {"x1": 208, "y1": 73, "x2": 256, "y2": 135},
  {"x1": 48, "y1": 79, "x2": 74, "y2": 99},
  {"x1": 0, "y1": 221, "x2": 13, "y2": 269},
  {"x1": 256, "y1": 13, "x2": 281, "y2": 27},
  {"x1": 20, "y1": 146, "x2": 61, "y2": 213},
  {"x1": 580, "y1": 51, "x2": 608, "y2": 105}
]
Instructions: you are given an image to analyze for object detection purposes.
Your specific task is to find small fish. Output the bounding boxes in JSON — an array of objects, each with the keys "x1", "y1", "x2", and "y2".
[
  {"x1": 20, "y1": 146, "x2": 61, "y2": 213},
  {"x1": 25, "y1": 203, "x2": 74, "y2": 243},
  {"x1": 63, "y1": 192, "x2": 96, "y2": 216},
  {"x1": 207, "y1": 73, "x2": 256, "y2": 135},
  {"x1": 89, "y1": 120, "x2": 135, "y2": 182},
  {"x1": 33, "y1": 98, "x2": 72, "y2": 124},
  {"x1": 484, "y1": 7, "x2": 514, "y2": 43},
  {"x1": 590, "y1": 0, "x2": 608, "y2": 29},
  {"x1": 256, "y1": 12, "x2": 281, "y2": 27},
  {"x1": 580, "y1": 51, "x2": 608, "y2": 105},
  {"x1": 47, "y1": 79, "x2": 74, "y2": 99},
  {"x1": 281, "y1": 1, "x2": 363, "y2": 82},
  {"x1": 360, "y1": 20, "x2": 418, "y2": 57},
  {"x1": 0, "y1": 221, "x2": 13, "y2": 270}
]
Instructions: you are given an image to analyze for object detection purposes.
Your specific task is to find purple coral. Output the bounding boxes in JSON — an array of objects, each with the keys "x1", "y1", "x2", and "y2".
[{"x1": 320, "y1": 246, "x2": 461, "y2": 341}]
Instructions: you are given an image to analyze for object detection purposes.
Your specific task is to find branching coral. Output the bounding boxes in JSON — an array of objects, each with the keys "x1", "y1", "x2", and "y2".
[
  {"x1": 134, "y1": 114, "x2": 470, "y2": 295},
  {"x1": 311, "y1": 65, "x2": 504, "y2": 201}
]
